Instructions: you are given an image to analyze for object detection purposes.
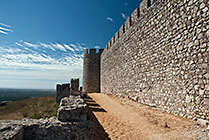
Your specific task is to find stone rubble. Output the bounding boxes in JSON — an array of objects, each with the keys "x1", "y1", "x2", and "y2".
[
  {"x1": 0, "y1": 94, "x2": 93, "y2": 140},
  {"x1": 0, "y1": 118, "x2": 93, "y2": 140},
  {"x1": 57, "y1": 95, "x2": 87, "y2": 122}
]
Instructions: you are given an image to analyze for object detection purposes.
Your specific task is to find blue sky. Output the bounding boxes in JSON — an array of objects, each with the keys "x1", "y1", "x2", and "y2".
[{"x1": 0, "y1": 0, "x2": 142, "y2": 89}]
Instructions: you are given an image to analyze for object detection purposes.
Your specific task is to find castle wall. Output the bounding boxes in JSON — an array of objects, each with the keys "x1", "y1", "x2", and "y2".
[
  {"x1": 83, "y1": 49, "x2": 103, "y2": 93},
  {"x1": 101, "y1": 0, "x2": 209, "y2": 120},
  {"x1": 56, "y1": 83, "x2": 71, "y2": 103},
  {"x1": 71, "y1": 78, "x2": 79, "y2": 92}
]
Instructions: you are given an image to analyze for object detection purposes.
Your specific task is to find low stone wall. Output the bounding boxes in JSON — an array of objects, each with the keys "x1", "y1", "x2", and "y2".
[
  {"x1": 0, "y1": 118, "x2": 92, "y2": 140},
  {"x1": 0, "y1": 95, "x2": 93, "y2": 140}
]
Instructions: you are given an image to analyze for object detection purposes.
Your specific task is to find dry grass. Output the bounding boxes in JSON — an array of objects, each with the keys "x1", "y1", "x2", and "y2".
[{"x1": 0, "y1": 95, "x2": 58, "y2": 120}]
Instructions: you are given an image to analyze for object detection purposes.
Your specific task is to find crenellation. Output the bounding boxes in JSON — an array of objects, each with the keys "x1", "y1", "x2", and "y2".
[
  {"x1": 106, "y1": 44, "x2": 108, "y2": 50},
  {"x1": 125, "y1": 17, "x2": 132, "y2": 31},
  {"x1": 90, "y1": 48, "x2": 96, "y2": 54},
  {"x1": 100, "y1": 0, "x2": 209, "y2": 122},
  {"x1": 84, "y1": 49, "x2": 88, "y2": 56},
  {"x1": 131, "y1": 8, "x2": 140, "y2": 25},
  {"x1": 109, "y1": 40, "x2": 112, "y2": 47},
  {"x1": 99, "y1": 49, "x2": 104, "y2": 54},
  {"x1": 140, "y1": 0, "x2": 152, "y2": 16},
  {"x1": 117, "y1": 31, "x2": 120, "y2": 39},
  {"x1": 119, "y1": 25, "x2": 124, "y2": 37},
  {"x1": 112, "y1": 36, "x2": 115, "y2": 44},
  {"x1": 83, "y1": 48, "x2": 102, "y2": 93}
]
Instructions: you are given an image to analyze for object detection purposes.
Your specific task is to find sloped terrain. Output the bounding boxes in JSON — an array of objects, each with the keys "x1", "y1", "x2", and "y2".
[
  {"x1": 0, "y1": 95, "x2": 58, "y2": 120},
  {"x1": 87, "y1": 93, "x2": 209, "y2": 140}
]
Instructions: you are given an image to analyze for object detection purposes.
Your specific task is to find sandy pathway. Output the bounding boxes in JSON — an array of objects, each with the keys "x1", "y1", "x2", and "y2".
[{"x1": 85, "y1": 93, "x2": 208, "y2": 140}]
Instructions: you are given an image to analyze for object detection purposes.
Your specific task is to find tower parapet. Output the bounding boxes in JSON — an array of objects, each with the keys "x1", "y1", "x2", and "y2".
[{"x1": 83, "y1": 48, "x2": 104, "y2": 93}]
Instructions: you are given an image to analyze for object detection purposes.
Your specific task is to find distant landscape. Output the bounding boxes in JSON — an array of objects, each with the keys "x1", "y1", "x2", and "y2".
[{"x1": 0, "y1": 88, "x2": 55, "y2": 102}]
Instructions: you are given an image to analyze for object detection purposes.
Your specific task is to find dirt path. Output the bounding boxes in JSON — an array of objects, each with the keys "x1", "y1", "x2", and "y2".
[{"x1": 85, "y1": 93, "x2": 208, "y2": 140}]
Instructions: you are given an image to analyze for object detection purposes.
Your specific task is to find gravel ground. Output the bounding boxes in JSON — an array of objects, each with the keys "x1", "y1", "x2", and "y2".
[{"x1": 86, "y1": 93, "x2": 209, "y2": 140}]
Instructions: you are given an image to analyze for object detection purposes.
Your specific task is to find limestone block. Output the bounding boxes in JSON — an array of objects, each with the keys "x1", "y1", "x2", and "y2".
[
  {"x1": 0, "y1": 118, "x2": 93, "y2": 140},
  {"x1": 204, "y1": 98, "x2": 209, "y2": 106},
  {"x1": 204, "y1": 73, "x2": 209, "y2": 79},
  {"x1": 197, "y1": 119, "x2": 209, "y2": 126},
  {"x1": 57, "y1": 96, "x2": 87, "y2": 122}
]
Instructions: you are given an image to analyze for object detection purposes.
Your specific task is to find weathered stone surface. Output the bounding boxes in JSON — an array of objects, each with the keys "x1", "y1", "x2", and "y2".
[
  {"x1": 99, "y1": 0, "x2": 209, "y2": 121},
  {"x1": 197, "y1": 119, "x2": 209, "y2": 127},
  {"x1": 56, "y1": 83, "x2": 71, "y2": 103},
  {"x1": 0, "y1": 118, "x2": 93, "y2": 140},
  {"x1": 0, "y1": 123, "x2": 23, "y2": 140},
  {"x1": 57, "y1": 96, "x2": 87, "y2": 122},
  {"x1": 71, "y1": 78, "x2": 79, "y2": 92},
  {"x1": 83, "y1": 49, "x2": 103, "y2": 93}
]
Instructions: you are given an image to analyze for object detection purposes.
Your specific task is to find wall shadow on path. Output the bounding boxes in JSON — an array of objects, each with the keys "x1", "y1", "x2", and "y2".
[{"x1": 84, "y1": 96, "x2": 111, "y2": 140}]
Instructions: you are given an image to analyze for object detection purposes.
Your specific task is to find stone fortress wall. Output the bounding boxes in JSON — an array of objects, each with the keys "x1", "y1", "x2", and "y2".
[
  {"x1": 100, "y1": 0, "x2": 209, "y2": 121},
  {"x1": 83, "y1": 49, "x2": 103, "y2": 93},
  {"x1": 56, "y1": 78, "x2": 80, "y2": 103},
  {"x1": 0, "y1": 79, "x2": 93, "y2": 140}
]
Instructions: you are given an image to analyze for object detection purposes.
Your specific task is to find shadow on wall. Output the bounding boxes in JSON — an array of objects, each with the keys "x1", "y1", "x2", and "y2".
[{"x1": 84, "y1": 96, "x2": 110, "y2": 140}]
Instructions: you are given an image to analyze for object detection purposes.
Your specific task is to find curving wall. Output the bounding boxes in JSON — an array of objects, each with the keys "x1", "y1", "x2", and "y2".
[
  {"x1": 83, "y1": 49, "x2": 103, "y2": 93},
  {"x1": 101, "y1": 0, "x2": 209, "y2": 120}
]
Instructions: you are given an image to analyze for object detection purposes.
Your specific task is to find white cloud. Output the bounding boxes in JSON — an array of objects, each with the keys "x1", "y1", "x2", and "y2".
[
  {"x1": 95, "y1": 46, "x2": 100, "y2": 49},
  {"x1": 0, "y1": 27, "x2": 12, "y2": 32},
  {"x1": 0, "y1": 22, "x2": 13, "y2": 35},
  {"x1": 0, "y1": 30, "x2": 7, "y2": 35},
  {"x1": 0, "y1": 40, "x2": 87, "y2": 89},
  {"x1": 0, "y1": 22, "x2": 12, "y2": 28},
  {"x1": 121, "y1": 13, "x2": 127, "y2": 19},
  {"x1": 125, "y1": 3, "x2": 128, "y2": 6},
  {"x1": 24, "y1": 41, "x2": 39, "y2": 48},
  {"x1": 107, "y1": 17, "x2": 113, "y2": 22},
  {"x1": 54, "y1": 43, "x2": 66, "y2": 51},
  {"x1": 15, "y1": 42, "x2": 23, "y2": 47},
  {"x1": 63, "y1": 44, "x2": 75, "y2": 52}
]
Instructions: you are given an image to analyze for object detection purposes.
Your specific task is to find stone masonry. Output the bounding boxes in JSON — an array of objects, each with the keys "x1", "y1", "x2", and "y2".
[
  {"x1": 56, "y1": 78, "x2": 81, "y2": 103},
  {"x1": 100, "y1": 0, "x2": 209, "y2": 121},
  {"x1": 0, "y1": 89, "x2": 93, "y2": 140},
  {"x1": 56, "y1": 83, "x2": 70, "y2": 103},
  {"x1": 71, "y1": 78, "x2": 79, "y2": 92},
  {"x1": 83, "y1": 49, "x2": 103, "y2": 93}
]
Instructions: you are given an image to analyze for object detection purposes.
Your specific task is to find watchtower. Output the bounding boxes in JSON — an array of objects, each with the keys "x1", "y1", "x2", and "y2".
[{"x1": 83, "y1": 48, "x2": 103, "y2": 93}]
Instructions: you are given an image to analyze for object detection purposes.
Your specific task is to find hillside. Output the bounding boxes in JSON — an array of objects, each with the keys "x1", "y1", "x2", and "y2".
[{"x1": 0, "y1": 95, "x2": 58, "y2": 120}]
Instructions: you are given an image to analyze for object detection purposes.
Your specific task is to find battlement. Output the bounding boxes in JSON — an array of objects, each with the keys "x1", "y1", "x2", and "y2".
[
  {"x1": 101, "y1": 0, "x2": 209, "y2": 124},
  {"x1": 102, "y1": 0, "x2": 161, "y2": 56},
  {"x1": 83, "y1": 48, "x2": 103, "y2": 93},
  {"x1": 84, "y1": 48, "x2": 104, "y2": 57}
]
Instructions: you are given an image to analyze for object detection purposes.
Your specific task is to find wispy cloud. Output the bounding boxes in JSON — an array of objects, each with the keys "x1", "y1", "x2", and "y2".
[
  {"x1": 0, "y1": 22, "x2": 12, "y2": 28},
  {"x1": 0, "y1": 40, "x2": 87, "y2": 88},
  {"x1": 0, "y1": 41, "x2": 86, "y2": 71},
  {"x1": 107, "y1": 17, "x2": 113, "y2": 22},
  {"x1": 0, "y1": 22, "x2": 13, "y2": 35},
  {"x1": 0, "y1": 30, "x2": 8, "y2": 35},
  {"x1": 63, "y1": 44, "x2": 75, "y2": 52},
  {"x1": 121, "y1": 13, "x2": 127, "y2": 19}
]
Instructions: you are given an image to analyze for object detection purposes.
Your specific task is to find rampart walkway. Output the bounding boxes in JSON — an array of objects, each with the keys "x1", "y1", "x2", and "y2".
[{"x1": 86, "y1": 93, "x2": 208, "y2": 140}]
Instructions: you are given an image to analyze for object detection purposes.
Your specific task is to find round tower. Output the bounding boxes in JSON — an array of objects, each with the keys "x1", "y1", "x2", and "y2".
[{"x1": 83, "y1": 48, "x2": 103, "y2": 93}]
